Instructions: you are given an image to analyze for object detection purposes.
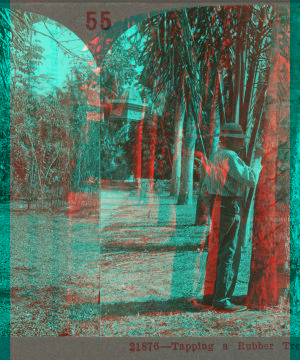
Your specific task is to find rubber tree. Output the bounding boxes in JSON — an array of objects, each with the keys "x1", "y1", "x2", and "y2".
[
  {"x1": 133, "y1": 100, "x2": 146, "y2": 194},
  {"x1": 177, "y1": 100, "x2": 197, "y2": 205},
  {"x1": 247, "y1": 7, "x2": 290, "y2": 309},
  {"x1": 141, "y1": 106, "x2": 158, "y2": 198},
  {"x1": 169, "y1": 99, "x2": 185, "y2": 197}
]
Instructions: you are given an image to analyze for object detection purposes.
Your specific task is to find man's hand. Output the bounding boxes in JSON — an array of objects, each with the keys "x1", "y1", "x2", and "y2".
[
  {"x1": 252, "y1": 157, "x2": 263, "y2": 174},
  {"x1": 194, "y1": 151, "x2": 206, "y2": 161},
  {"x1": 251, "y1": 157, "x2": 263, "y2": 184},
  {"x1": 194, "y1": 152, "x2": 209, "y2": 174}
]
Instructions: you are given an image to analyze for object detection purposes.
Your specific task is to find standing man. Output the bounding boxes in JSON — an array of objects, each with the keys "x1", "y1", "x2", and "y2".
[{"x1": 194, "y1": 123, "x2": 262, "y2": 312}]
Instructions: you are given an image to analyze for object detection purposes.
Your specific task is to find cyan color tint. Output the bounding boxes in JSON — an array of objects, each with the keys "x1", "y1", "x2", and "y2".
[
  {"x1": 0, "y1": 4, "x2": 10, "y2": 359},
  {"x1": 291, "y1": 3, "x2": 300, "y2": 358}
]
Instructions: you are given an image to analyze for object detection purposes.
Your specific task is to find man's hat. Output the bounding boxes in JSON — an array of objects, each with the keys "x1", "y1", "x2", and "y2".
[{"x1": 220, "y1": 123, "x2": 244, "y2": 139}]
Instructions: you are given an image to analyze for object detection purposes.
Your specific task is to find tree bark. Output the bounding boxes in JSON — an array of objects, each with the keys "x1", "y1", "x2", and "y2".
[
  {"x1": 208, "y1": 82, "x2": 221, "y2": 163},
  {"x1": 141, "y1": 110, "x2": 158, "y2": 197},
  {"x1": 169, "y1": 101, "x2": 185, "y2": 197},
  {"x1": 195, "y1": 68, "x2": 220, "y2": 225},
  {"x1": 240, "y1": 13, "x2": 264, "y2": 133},
  {"x1": 133, "y1": 102, "x2": 145, "y2": 195},
  {"x1": 247, "y1": 11, "x2": 279, "y2": 310},
  {"x1": 177, "y1": 107, "x2": 197, "y2": 205},
  {"x1": 232, "y1": 7, "x2": 243, "y2": 125}
]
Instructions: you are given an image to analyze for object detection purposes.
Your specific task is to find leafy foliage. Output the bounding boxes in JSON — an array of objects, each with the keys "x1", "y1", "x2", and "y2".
[{"x1": 137, "y1": 6, "x2": 280, "y2": 161}]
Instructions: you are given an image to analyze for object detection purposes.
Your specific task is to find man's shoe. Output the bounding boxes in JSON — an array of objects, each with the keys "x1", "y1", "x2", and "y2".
[
  {"x1": 213, "y1": 302, "x2": 247, "y2": 312},
  {"x1": 188, "y1": 299, "x2": 213, "y2": 312}
]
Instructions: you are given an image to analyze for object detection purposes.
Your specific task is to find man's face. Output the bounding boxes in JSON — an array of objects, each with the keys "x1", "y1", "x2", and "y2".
[{"x1": 226, "y1": 138, "x2": 245, "y2": 155}]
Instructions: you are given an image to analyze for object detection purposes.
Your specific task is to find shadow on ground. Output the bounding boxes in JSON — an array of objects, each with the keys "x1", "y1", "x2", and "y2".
[{"x1": 69, "y1": 295, "x2": 248, "y2": 321}]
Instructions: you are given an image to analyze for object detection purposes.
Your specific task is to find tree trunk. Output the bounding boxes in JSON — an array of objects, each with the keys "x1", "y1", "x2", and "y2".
[
  {"x1": 133, "y1": 103, "x2": 145, "y2": 195},
  {"x1": 247, "y1": 11, "x2": 279, "y2": 310},
  {"x1": 195, "y1": 68, "x2": 220, "y2": 225},
  {"x1": 177, "y1": 107, "x2": 197, "y2": 205},
  {"x1": 169, "y1": 101, "x2": 185, "y2": 197},
  {"x1": 208, "y1": 84, "x2": 221, "y2": 163},
  {"x1": 232, "y1": 7, "x2": 243, "y2": 125},
  {"x1": 141, "y1": 110, "x2": 158, "y2": 197},
  {"x1": 240, "y1": 14, "x2": 264, "y2": 133}
]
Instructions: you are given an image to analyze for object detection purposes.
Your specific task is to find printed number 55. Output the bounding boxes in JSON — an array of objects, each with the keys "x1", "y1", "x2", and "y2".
[{"x1": 86, "y1": 11, "x2": 111, "y2": 31}]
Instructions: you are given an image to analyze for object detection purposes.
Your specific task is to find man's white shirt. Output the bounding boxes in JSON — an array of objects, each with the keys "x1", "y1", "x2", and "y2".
[{"x1": 201, "y1": 146, "x2": 258, "y2": 197}]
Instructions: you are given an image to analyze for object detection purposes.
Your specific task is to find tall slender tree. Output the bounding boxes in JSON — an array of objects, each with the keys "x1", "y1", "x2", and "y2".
[{"x1": 247, "y1": 6, "x2": 290, "y2": 309}]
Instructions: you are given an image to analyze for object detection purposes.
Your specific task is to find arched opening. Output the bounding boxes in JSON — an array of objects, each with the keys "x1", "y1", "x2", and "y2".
[{"x1": 9, "y1": 10, "x2": 99, "y2": 209}]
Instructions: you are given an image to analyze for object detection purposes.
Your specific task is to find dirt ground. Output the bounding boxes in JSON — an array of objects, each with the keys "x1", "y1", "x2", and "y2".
[{"x1": 0, "y1": 188, "x2": 291, "y2": 336}]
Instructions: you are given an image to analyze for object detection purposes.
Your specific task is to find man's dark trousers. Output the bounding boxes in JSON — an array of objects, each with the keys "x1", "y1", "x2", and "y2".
[{"x1": 212, "y1": 196, "x2": 244, "y2": 307}]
